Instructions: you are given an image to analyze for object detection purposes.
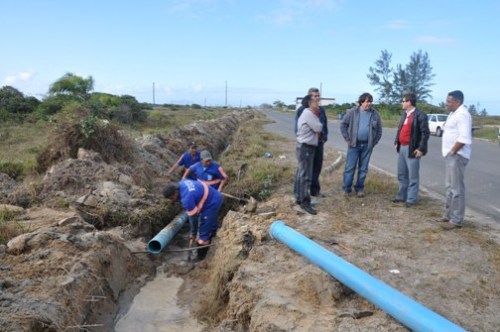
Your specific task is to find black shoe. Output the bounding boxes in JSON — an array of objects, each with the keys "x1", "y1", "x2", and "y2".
[
  {"x1": 196, "y1": 246, "x2": 209, "y2": 261},
  {"x1": 405, "y1": 202, "x2": 415, "y2": 208},
  {"x1": 300, "y1": 203, "x2": 317, "y2": 215},
  {"x1": 392, "y1": 198, "x2": 404, "y2": 203}
]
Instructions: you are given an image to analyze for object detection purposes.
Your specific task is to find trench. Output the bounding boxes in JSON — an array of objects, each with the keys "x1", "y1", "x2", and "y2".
[{"x1": 114, "y1": 272, "x2": 205, "y2": 331}]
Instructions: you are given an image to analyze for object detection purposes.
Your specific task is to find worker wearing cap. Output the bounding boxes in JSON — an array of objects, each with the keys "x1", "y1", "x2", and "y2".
[
  {"x1": 183, "y1": 150, "x2": 228, "y2": 191},
  {"x1": 163, "y1": 179, "x2": 223, "y2": 260},
  {"x1": 166, "y1": 142, "x2": 201, "y2": 178}
]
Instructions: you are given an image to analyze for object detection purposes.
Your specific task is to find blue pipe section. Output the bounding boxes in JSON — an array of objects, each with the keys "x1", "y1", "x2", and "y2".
[
  {"x1": 147, "y1": 212, "x2": 188, "y2": 254},
  {"x1": 269, "y1": 220, "x2": 466, "y2": 332}
]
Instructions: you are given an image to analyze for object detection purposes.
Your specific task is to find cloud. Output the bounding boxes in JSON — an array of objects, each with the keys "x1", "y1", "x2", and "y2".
[
  {"x1": 258, "y1": 0, "x2": 341, "y2": 26},
  {"x1": 416, "y1": 35, "x2": 456, "y2": 45},
  {"x1": 3, "y1": 70, "x2": 36, "y2": 85},
  {"x1": 193, "y1": 84, "x2": 204, "y2": 92},
  {"x1": 385, "y1": 20, "x2": 409, "y2": 29}
]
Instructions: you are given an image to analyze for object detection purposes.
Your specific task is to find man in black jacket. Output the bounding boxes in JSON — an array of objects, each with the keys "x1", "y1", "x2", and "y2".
[{"x1": 393, "y1": 93, "x2": 430, "y2": 207}]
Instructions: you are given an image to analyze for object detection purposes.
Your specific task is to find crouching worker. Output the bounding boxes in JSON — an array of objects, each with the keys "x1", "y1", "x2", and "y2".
[{"x1": 163, "y1": 179, "x2": 223, "y2": 261}]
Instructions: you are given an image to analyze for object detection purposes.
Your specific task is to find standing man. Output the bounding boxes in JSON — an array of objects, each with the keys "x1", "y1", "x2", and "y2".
[
  {"x1": 295, "y1": 94, "x2": 323, "y2": 215},
  {"x1": 166, "y1": 142, "x2": 201, "y2": 178},
  {"x1": 434, "y1": 90, "x2": 472, "y2": 230},
  {"x1": 393, "y1": 93, "x2": 430, "y2": 207},
  {"x1": 183, "y1": 150, "x2": 228, "y2": 192},
  {"x1": 163, "y1": 179, "x2": 223, "y2": 260},
  {"x1": 340, "y1": 93, "x2": 382, "y2": 197},
  {"x1": 294, "y1": 87, "x2": 328, "y2": 197}
]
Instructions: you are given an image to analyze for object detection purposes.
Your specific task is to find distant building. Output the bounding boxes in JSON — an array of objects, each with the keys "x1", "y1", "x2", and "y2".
[{"x1": 294, "y1": 97, "x2": 336, "y2": 110}]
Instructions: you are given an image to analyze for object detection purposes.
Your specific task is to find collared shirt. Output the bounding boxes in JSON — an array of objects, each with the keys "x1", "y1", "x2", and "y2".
[
  {"x1": 176, "y1": 151, "x2": 201, "y2": 168},
  {"x1": 442, "y1": 104, "x2": 472, "y2": 159},
  {"x1": 179, "y1": 179, "x2": 221, "y2": 216},
  {"x1": 185, "y1": 161, "x2": 228, "y2": 190}
]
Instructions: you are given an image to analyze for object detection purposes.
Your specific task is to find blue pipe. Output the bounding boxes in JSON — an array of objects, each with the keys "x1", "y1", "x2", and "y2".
[
  {"x1": 269, "y1": 220, "x2": 466, "y2": 332},
  {"x1": 147, "y1": 212, "x2": 188, "y2": 254}
]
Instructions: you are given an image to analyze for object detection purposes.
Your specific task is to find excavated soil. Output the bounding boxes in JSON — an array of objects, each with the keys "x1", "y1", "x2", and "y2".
[{"x1": 1, "y1": 110, "x2": 499, "y2": 332}]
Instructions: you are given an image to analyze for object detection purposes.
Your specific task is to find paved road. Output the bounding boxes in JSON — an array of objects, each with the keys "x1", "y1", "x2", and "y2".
[{"x1": 263, "y1": 110, "x2": 500, "y2": 222}]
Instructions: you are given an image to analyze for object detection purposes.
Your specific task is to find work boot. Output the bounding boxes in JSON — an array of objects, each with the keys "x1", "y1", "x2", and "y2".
[
  {"x1": 196, "y1": 246, "x2": 209, "y2": 261},
  {"x1": 300, "y1": 203, "x2": 317, "y2": 215}
]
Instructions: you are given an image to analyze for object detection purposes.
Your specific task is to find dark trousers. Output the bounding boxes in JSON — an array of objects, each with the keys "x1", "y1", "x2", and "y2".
[
  {"x1": 294, "y1": 143, "x2": 316, "y2": 204},
  {"x1": 310, "y1": 143, "x2": 324, "y2": 196}
]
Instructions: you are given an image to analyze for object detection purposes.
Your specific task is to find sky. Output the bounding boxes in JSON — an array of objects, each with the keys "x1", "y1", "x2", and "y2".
[{"x1": 1, "y1": 0, "x2": 500, "y2": 114}]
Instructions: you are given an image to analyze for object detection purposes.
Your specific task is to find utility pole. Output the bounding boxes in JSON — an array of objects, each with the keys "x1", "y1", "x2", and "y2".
[
  {"x1": 320, "y1": 82, "x2": 323, "y2": 96},
  {"x1": 152, "y1": 82, "x2": 155, "y2": 105},
  {"x1": 225, "y1": 80, "x2": 228, "y2": 107}
]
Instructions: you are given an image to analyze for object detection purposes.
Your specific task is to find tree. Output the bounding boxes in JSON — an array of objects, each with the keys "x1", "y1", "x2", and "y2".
[
  {"x1": 49, "y1": 73, "x2": 94, "y2": 100},
  {"x1": 405, "y1": 50, "x2": 435, "y2": 102},
  {"x1": 0, "y1": 86, "x2": 38, "y2": 114},
  {"x1": 479, "y1": 108, "x2": 488, "y2": 117},
  {"x1": 367, "y1": 50, "x2": 393, "y2": 104},
  {"x1": 391, "y1": 64, "x2": 410, "y2": 102},
  {"x1": 468, "y1": 104, "x2": 478, "y2": 116},
  {"x1": 273, "y1": 100, "x2": 286, "y2": 109},
  {"x1": 367, "y1": 50, "x2": 435, "y2": 103}
]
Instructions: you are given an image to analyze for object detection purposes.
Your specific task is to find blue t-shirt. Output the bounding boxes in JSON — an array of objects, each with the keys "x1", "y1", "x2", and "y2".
[
  {"x1": 187, "y1": 161, "x2": 227, "y2": 190},
  {"x1": 179, "y1": 179, "x2": 222, "y2": 216},
  {"x1": 176, "y1": 151, "x2": 201, "y2": 168},
  {"x1": 357, "y1": 110, "x2": 371, "y2": 142}
]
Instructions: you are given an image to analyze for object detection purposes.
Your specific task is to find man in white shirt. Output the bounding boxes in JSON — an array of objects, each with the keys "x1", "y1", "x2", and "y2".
[{"x1": 434, "y1": 90, "x2": 472, "y2": 230}]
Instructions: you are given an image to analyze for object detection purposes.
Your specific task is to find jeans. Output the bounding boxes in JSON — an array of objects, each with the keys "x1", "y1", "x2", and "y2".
[
  {"x1": 396, "y1": 145, "x2": 421, "y2": 204},
  {"x1": 311, "y1": 143, "x2": 324, "y2": 196},
  {"x1": 343, "y1": 143, "x2": 373, "y2": 193},
  {"x1": 445, "y1": 153, "x2": 468, "y2": 226},
  {"x1": 294, "y1": 143, "x2": 315, "y2": 204}
]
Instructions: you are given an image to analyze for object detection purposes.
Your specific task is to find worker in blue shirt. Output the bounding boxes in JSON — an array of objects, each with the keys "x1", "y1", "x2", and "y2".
[
  {"x1": 163, "y1": 179, "x2": 223, "y2": 260},
  {"x1": 183, "y1": 150, "x2": 228, "y2": 191},
  {"x1": 166, "y1": 142, "x2": 201, "y2": 178}
]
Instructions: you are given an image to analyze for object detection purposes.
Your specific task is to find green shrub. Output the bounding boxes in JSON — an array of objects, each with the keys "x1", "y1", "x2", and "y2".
[{"x1": 0, "y1": 161, "x2": 25, "y2": 180}]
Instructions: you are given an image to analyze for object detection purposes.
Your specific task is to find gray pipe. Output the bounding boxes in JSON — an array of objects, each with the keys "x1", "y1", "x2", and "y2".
[{"x1": 147, "y1": 212, "x2": 188, "y2": 254}]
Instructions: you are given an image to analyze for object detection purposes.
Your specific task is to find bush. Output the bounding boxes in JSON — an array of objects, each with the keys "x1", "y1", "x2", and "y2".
[{"x1": 0, "y1": 161, "x2": 25, "y2": 180}]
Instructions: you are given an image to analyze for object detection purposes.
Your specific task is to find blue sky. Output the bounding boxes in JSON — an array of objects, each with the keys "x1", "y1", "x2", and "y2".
[{"x1": 2, "y1": 0, "x2": 499, "y2": 114}]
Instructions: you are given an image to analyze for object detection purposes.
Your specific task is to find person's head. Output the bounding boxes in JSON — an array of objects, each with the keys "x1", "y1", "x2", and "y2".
[
  {"x1": 302, "y1": 94, "x2": 319, "y2": 110},
  {"x1": 163, "y1": 183, "x2": 180, "y2": 202},
  {"x1": 446, "y1": 90, "x2": 464, "y2": 112},
  {"x1": 358, "y1": 93, "x2": 374, "y2": 110},
  {"x1": 308, "y1": 87, "x2": 320, "y2": 102},
  {"x1": 402, "y1": 93, "x2": 417, "y2": 109},
  {"x1": 200, "y1": 150, "x2": 213, "y2": 166},
  {"x1": 188, "y1": 142, "x2": 197, "y2": 155}
]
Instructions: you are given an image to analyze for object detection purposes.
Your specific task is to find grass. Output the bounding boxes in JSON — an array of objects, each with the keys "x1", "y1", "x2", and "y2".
[
  {"x1": 0, "y1": 121, "x2": 52, "y2": 178},
  {"x1": 473, "y1": 126, "x2": 499, "y2": 141},
  {"x1": 124, "y1": 106, "x2": 232, "y2": 137},
  {"x1": 0, "y1": 207, "x2": 27, "y2": 245},
  {"x1": 220, "y1": 117, "x2": 295, "y2": 200}
]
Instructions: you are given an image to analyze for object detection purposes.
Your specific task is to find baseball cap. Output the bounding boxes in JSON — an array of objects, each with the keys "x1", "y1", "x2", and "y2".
[{"x1": 200, "y1": 150, "x2": 212, "y2": 161}]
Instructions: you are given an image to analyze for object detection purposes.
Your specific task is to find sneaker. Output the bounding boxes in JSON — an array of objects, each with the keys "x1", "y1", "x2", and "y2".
[
  {"x1": 356, "y1": 191, "x2": 365, "y2": 198},
  {"x1": 442, "y1": 222, "x2": 462, "y2": 230},
  {"x1": 344, "y1": 191, "x2": 352, "y2": 197},
  {"x1": 392, "y1": 198, "x2": 404, "y2": 203},
  {"x1": 431, "y1": 217, "x2": 450, "y2": 223},
  {"x1": 300, "y1": 203, "x2": 317, "y2": 215},
  {"x1": 310, "y1": 200, "x2": 319, "y2": 207},
  {"x1": 405, "y1": 202, "x2": 415, "y2": 208}
]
